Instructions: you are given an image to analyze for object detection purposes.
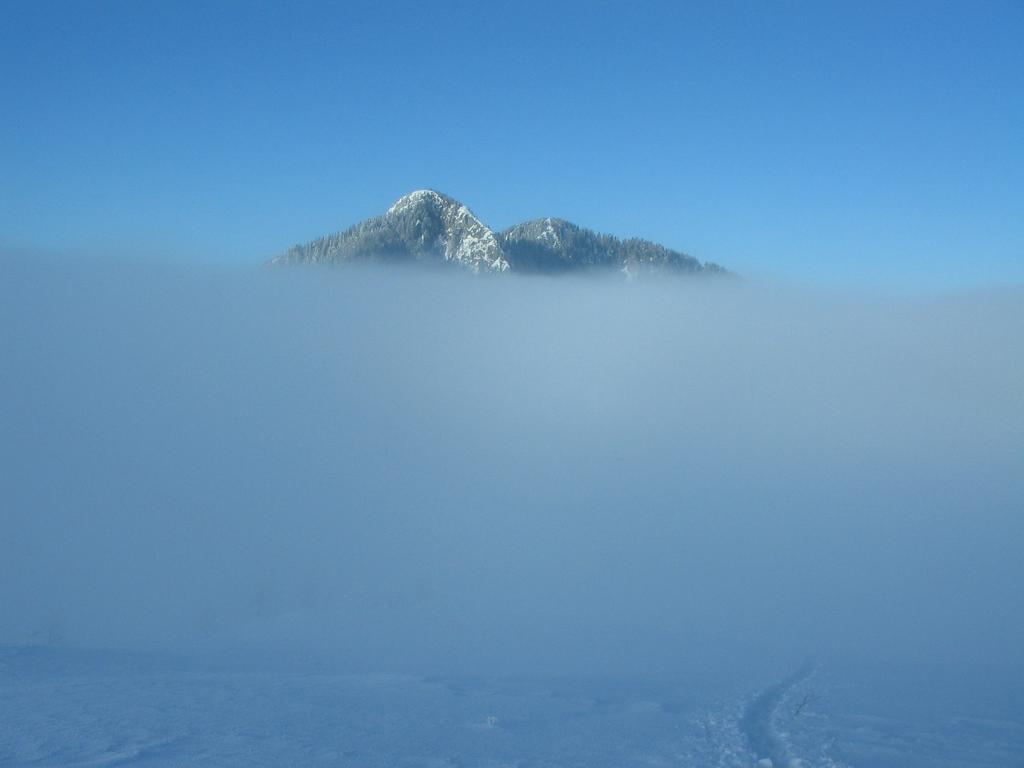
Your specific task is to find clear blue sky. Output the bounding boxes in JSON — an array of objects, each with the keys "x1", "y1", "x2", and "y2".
[{"x1": 2, "y1": 0, "x2": 1021, "y2": 288}]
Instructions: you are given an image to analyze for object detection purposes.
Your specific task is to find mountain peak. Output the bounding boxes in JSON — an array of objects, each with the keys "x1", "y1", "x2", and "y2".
[
  {"x1": 504, "y1": 217, "x2": 579, "y2": 243},
  {"x1": 275, "y1": 193, "x2": 727, "y2": 277},
  {"x1": 386, "y1": 189, "x2": 458, "y2": 216}
]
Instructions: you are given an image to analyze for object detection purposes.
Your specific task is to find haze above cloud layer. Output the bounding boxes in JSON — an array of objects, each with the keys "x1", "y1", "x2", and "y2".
[{"x1": 2, "y1": 259, "x2": 1021, "y2": 679}]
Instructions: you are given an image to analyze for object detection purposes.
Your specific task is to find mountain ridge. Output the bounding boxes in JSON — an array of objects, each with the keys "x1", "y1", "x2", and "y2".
[{"x1": 273, "y1": 190, "x2": 728, "y2": 277}]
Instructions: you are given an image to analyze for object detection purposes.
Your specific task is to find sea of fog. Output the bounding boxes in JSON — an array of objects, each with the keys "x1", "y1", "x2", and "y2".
[{"x1": 1, "y1": 257, "x2": 1022, "y2": 766}]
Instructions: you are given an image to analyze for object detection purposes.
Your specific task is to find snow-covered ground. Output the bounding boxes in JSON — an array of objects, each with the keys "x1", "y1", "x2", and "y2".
[{"x1": 2, "y1": 647, "x2": 1021, "y2": 767}]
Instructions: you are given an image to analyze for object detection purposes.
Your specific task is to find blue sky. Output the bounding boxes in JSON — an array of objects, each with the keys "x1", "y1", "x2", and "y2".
[{"x1": 1, "y1": 0, "x2": 1021, "y2": 288}]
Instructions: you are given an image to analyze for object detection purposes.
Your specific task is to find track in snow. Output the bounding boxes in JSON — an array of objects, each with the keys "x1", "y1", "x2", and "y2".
[{"x1": 739, "y1": 660, "x2": 817, "y2": 767}]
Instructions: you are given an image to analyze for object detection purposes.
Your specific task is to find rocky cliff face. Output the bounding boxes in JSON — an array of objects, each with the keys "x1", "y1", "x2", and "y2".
[
  {"x1": 274, "y1": 190, "x2": 727, "y2": 277},
  {"x1": 385, "y1": 190, "x2": 509, "y2": 273}
]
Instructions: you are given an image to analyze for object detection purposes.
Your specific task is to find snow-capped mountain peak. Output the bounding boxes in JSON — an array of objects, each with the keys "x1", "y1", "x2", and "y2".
[
  {"x1": 274, "y1": 191, "x2": 726, "y2": 277},
  {"x1": 383, "y1": 189, "x2": 508, "y2": 273},
  {"x1": 386, "y1": 189, "x2": 454, "y2": 216}
]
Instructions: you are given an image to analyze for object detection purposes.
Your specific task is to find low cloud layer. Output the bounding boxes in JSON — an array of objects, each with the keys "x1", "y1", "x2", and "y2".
[{"x1": 1, "y1": 258, "x2": 1021, "y2": 678}]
